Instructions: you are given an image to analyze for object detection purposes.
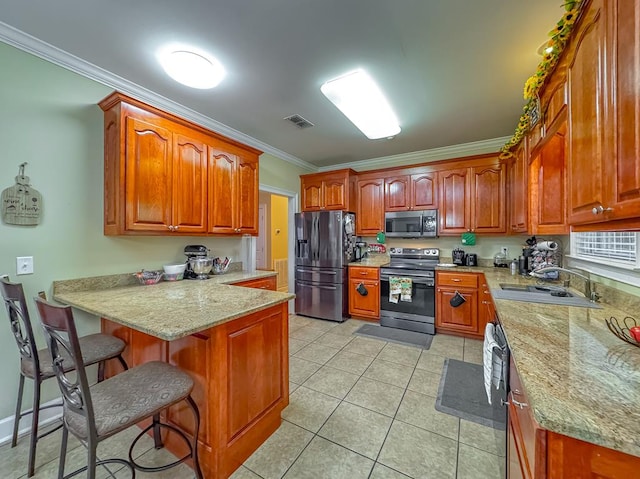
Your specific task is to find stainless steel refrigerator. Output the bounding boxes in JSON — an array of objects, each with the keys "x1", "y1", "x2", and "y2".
[{"x1": 295, "y1": 211, "x2": 356, "y2": 322}]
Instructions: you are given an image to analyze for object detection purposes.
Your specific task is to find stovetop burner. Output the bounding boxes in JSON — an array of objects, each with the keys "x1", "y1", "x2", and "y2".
[{"x1": 385, "y1": 247, "x2": 440, "y2": 271}]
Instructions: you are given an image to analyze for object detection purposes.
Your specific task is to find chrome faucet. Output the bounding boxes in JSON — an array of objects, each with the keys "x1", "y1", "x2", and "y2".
[{"x1": 530, "y1": 266, "x2": 599, "y2": 302}]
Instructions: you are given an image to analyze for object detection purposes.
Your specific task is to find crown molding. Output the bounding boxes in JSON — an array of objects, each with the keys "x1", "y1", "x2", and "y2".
[
  {"x1": 317, "y1": 136, "x2": 511, "y2": 172},
  {"x1": 0, "y1": 21, "x2": 317, "y2": 172}
]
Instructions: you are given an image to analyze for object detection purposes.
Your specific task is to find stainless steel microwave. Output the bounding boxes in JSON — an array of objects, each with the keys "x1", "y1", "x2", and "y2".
[{"x1": 384, "y1": 210, "x2": 438, "y2": 238}]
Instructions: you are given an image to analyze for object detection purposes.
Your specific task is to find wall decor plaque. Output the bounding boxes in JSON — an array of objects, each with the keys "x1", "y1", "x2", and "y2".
[{"x1": 1, "y1": 163, "x2": 43, "y2": 226}]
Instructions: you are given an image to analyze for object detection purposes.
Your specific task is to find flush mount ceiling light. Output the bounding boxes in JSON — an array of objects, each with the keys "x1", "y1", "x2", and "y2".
[
  {"x1": 320, "y1": 69, "x2": 401, "y2": 139},
  {"x1": 158, "y1": 48, "x2": 225, "y2": 89}
]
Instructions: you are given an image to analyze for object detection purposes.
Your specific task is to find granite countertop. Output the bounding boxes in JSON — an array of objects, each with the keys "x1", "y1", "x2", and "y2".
[
  {"x1": 349, "y1": 254, "x2": 390, "y2": 268},
  {"x1": 53, "y1": 270, "x2": 294, "y2": 341},
  {"x1": 475, "y1": 267, "x2": 640, "y2": 458}
]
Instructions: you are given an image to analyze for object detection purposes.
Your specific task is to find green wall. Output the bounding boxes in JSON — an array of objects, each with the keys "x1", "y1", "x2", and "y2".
[{"x1": 0, "y1": 42, "x2": 304, "y2": 423}]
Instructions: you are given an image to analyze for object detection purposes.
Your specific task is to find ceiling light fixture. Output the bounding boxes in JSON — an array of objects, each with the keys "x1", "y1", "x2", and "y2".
[
  {"x1": 536, "y1": 41, "x2": 555, "y2": 56},
  {"x1": 320, "y1": 69, "x2": 401, "y2": 140},
  {"x1": 158, "y1": 48, "x2": 225, "y2": 89}
]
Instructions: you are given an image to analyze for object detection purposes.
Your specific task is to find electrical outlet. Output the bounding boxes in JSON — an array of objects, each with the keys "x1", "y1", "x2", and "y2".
[
  {"x1": 501, "y1": 247, "x2": 508, "y2": 256},
  {"x1": 16, "y1": 256, "x2": 34, "y2": 275}
]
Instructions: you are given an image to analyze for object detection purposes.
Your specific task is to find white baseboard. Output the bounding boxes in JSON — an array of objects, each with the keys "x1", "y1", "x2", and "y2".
[{"x1": 0, "y1": 397, "x2": 63, "y2": 447}]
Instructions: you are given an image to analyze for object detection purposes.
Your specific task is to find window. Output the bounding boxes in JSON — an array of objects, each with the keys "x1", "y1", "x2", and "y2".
[{"x1": 571, "y1": 232, "x2": 639, "y2": 268}]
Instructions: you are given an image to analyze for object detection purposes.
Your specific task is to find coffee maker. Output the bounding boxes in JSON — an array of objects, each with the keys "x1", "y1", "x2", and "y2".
[
  {"x1": 354, "y1": 241, "x2": 368, "y2": 262},
  {"x1": 184, "y1": 245, "x2": 210, "y2": 279},
  {"x1": 452, "y1": 248, "x2": 466, "y2": 265}
]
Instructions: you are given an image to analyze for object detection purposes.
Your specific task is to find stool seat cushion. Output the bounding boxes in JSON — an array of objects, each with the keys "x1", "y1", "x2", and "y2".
[
  {"x1": 21, "y1": 333, "x2": 126, "y2": 379},
  {"x1": 64, "y1": 361, "x2": 194, "y2": 440}
]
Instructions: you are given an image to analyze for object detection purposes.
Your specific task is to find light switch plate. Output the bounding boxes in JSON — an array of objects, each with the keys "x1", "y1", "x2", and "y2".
[{"x1": 16, "y1": 256, "x2": 34, "y2": 275}]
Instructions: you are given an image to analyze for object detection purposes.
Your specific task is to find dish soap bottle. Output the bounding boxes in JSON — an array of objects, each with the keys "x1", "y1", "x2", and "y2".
[{"x1": 510, "y1": 258, "x2": 517, "y2": 275}]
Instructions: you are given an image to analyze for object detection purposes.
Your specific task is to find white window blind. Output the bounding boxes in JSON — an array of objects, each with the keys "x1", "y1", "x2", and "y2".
[{"x1": 572, "y1": 232, "x2": 637, "y2": 265}]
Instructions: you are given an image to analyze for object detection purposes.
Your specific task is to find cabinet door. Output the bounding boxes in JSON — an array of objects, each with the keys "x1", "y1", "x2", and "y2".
[
  {"x1": 439, "y1": 168, "x2": 470, "y2": 234},
  {"x1": 301, "y1": 178, "x2": 323, "y2": 211},
  {"x1": 478, "y1": 278, "x2": 495, "y2": 335},
  {"x1": 606, "y1": 0, "x2": 640, "y2": 221},
  {"x1": 567, "y1": 0, "x2": 607, "y2": 224},
  {"x1": 385, "y1": 175, "x2": 410, "y2": 211},
  {"x1": 435, "y1": 287, "x2": 477, "y2": 333},
  {"x1": 472, "y1": 164, "x2": 506, "y2": 233},
  {"x1": 509, "y1": 142, "x2": 528, "y2": 234},
  {"x1": 237, "y1": 155, "x2": 259, "y2": 234},
  {"x1": 411, "y1": 172, "x2": 437, "y2": 209},
  {"x1": 323, "y1": 178, "x2": 347, "y2": 210},
  {"x1": 125, "y1": 117, "x2": 173, "y2": 232},
  {"x1": 209, "y1": 149, "x2": 237, "y2": 233},
  {"x1": 348, "y1": 278, "x2": 380, "y2": 319},
  {"x1": 356, "y1": 178, "x2": 385, "y2": 236},
  {"x1": 172, "y1": 133, "x2": 207, "y2": 233}
]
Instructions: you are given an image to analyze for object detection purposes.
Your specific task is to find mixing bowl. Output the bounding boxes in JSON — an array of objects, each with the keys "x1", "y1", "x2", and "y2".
[
  {"x1": 163, "y1": 263, "x2": 187, "y2": 275},
  {"x1": 188, "y1": 257, "x2": 213, "y2": 279}
]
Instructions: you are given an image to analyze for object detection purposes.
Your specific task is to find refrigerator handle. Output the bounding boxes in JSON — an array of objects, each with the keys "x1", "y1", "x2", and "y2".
[{"x1": 313, "y1": 216, "x2": 319, "y2": 260}]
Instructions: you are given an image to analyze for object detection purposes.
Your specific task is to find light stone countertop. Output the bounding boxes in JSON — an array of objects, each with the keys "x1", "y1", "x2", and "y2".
[
  {"x1": 53, "y1": 270, "x2": 294, "y2": 341},
  {"x1": 348, "y1": 254, "x2": 390, "y2": 268},
  {"x1": 462, "y1": 266, "x2": 640, "y2": 458}
]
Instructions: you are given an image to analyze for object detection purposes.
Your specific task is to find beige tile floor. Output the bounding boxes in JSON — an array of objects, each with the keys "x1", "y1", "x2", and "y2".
[{"x1": 1, "y1": 317, "x2": 505, "y2": 479}]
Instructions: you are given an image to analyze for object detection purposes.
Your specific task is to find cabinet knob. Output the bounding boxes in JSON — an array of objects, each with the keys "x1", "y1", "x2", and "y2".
[
  {"x1": 174, "y1": 226, "x2": 179, "y2": 231},
  {"x1": 592, "y1": 205, "x2": 613, "y2": 215},
  {"x1": 168, "y1": 225, "x2": 175, "y2": 231}
]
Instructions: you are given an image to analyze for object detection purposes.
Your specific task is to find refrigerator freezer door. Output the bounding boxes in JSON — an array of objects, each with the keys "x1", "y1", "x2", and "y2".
[
  {"x1": 295, "y1": 266, "x2": 345, "y2": 284},
  {"x1": 295, "y1": 280, "x2": 348, "y2": 322}
]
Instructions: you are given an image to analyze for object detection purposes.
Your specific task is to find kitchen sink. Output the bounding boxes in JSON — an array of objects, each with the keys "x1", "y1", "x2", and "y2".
[{"x1": 491, "y1": 283, "x2": 603, "y2": 309}]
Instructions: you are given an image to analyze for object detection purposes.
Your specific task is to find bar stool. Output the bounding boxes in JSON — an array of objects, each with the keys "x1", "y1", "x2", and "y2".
[
  {"x1": 0, "y1": 277, "x2": 128, "y2": 477},
  {"x1": 34, "y1": 297, "x2": 204, "y2": 479}
]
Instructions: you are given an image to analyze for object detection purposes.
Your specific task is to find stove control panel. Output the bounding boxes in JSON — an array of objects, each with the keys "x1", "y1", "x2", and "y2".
[{"x1": 389, "y1": 247, "x2": 440, "y2": 257}]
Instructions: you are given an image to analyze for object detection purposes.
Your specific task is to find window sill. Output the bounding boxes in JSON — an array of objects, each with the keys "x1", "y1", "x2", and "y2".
[{"x1": 564, "y1": 255, "x2": 640, "y2": 287}]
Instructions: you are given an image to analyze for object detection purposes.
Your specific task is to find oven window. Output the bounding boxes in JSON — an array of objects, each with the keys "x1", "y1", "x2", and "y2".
[{"x1": 380, "y1": 279, "x2": 435, "y2": 317}]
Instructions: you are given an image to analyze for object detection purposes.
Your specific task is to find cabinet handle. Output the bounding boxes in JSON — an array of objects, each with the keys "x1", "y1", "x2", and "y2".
[
  {"x1": 452, "y1": 278, "x2": 461, "y2": 282},
  {"x1": 592, "y1": 205, "x2": 613, "y2": 215},
  {"x1": 501, "y1": 398, "x2": 528, "y2": 409},
  {"x1": 484, "y1": 290, "x2": 490, "y2": 294},
  {"x1": 360, "y1": 271, "x2": 368, "y2": 275}
]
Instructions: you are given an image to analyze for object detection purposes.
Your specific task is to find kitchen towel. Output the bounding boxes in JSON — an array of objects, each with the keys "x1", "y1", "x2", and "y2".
[
  {"x1": 482, "y1": 323, "x2": 503, "y2": 405},
  {"x1": 389, "y1": 277, "x2": 412, "y2": 303}
]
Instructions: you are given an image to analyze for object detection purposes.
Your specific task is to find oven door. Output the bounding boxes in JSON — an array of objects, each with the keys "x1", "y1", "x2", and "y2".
[{"x1": 379, "y1": 272, "x2": 435, "y2": 325}]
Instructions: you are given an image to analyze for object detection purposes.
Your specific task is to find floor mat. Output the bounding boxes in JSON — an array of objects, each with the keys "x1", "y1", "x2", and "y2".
[
  {"x1": 353, "y1": 324, "x2": 433, "y2": 349},
  {"x1": 435, "y1": 358, "x2": 506, "y2": 430}
]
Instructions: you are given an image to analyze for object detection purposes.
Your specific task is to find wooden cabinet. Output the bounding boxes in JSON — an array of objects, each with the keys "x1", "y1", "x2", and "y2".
[
  {"x1": 384, "y1": 172, "x2": 437, "y2": 211},
  {"x1": 348, "y1": 266, "x2": 380, "y2": 320},
  {"x1": 232, "y1": 275, "x2": 277, "y2": 291},
  {"x1": 99, "y1": 92, "x2": 262, "y2": 236},
  {"x1": 508, "y1": 140, "x2": 529, "y2": 234},
  {"x1": 300, "y1": 169, "x2": 356, "y2": 212},
  {"x1": 208, "y1": 145, "x2": 259, "y2": 234},
  {"x1": 478, "y1": 276, "x2": 496, "y2": 334},
  {"x1": 356, "y1": 175, "x2": 385, "y2": 236},
  {"x1": 435, "y1": 271, "x2": 479, "y2": 336},
  {"x1": 438, "y1": 156, "x2": 506, "y2": 235}
]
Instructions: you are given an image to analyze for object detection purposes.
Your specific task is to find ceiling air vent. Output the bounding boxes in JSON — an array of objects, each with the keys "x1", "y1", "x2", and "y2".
[{"x1": 284, "y1": 114, "x2": 314, "y2": 129}]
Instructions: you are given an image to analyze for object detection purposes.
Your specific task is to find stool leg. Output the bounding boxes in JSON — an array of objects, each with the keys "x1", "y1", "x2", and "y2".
[
  {"x1": 186, "y1": 395, "x2": 203, "y2": 479},
  {"x1": 152, "y1": 414, "x2": 163, "y2": 449},
  {"x1": 57, "y1": 425, "x2": 68, "y2": 479},
  {"x1": 27, "y1": 376, "x2": 42, "y2": 477},
  {"x1": 117, "y1": 354, "x2": 128, "y2": 372},
  {"x1": 97, "y1": 361, "x2": 105, "y2": 383},
  {"x1": 11, "y1": 374, "x2": 25, "y2": 447},
  {"x1": 87, "y1": 441, "x2": 97, "y2": 479}
]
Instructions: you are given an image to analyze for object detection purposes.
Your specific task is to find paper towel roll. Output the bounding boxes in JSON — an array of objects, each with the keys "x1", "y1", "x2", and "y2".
[{"x1": 536, "y1": 241, "x2": 558, "y2": 251}]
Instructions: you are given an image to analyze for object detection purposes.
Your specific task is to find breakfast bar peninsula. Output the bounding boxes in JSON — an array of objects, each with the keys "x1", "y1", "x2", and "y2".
[{"x1": 53, "y1": 271, "x2": 294, "y2": 478}]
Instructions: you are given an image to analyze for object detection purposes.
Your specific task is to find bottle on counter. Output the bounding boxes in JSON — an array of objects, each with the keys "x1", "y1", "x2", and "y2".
[{"x1": 511, "y1": 259, "x2": 518, "y2": 275}]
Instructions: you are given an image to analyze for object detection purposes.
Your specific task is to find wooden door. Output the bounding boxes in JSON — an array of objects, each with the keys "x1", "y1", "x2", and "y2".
[
  {"x1": 471, "y1": 164, "x2": 506, "y2": 233},
  {"x1": 348, "y1": 278, "x2": 380, "y2": 319},
  {"x1": 478, "y1": 277, "x2": 495, "y2": 336},
  {"x1": 172, "y1": 133, "x2": 207, "y2": 233},
  {"x1": 208, "y1": 149, "x2": 237, "y2": 233},
  {"x1": 508, "y1": 416, "x2": 527, "y2": 479},
  {"x1": 323, "y1": 178, "x2": 347, "y2": 210},
  {"x1": 236, "y1": 155, "x2": 259, "y2": 234},
  {"x1": 384, "y1": 175, "x2": 410, "y2": 211},
  {"x1": 606, "y1": 0, "x2": 640, "y2": 221},
  {"x1": 125, "y1": 116, "x2": 173, "y2": 232},
  {"x1": 435, "y1": 287, "x2": 477, "y2": 333},
  {"x1": 356, "y1": 178, "x2": 384, "y2": 236},
  {"x1": 439, "y1": 168, "x2": 470, "y2": 234},
  {"x1": 535, "y1": 125, "x2": 568, "y2": 234},
  {"x1": 411, "y1": 172, "x2": 437, "y2": 209},
  {"x1": 301, "y1": 177, "x2": 323, "y2": 211},
  {"x1": 567, "y1": 0, "x2": 607, "y2": 224},
  {"x1": 509, "y1": 142, "x2": 528, "y2": 234}
]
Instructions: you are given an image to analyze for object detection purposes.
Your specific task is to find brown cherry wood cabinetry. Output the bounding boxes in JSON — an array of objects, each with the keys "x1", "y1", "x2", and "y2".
[
  {"x1": 208, "y1": 145, "x2": 259, "y2": 234},
  {"x1": 232, "y1": 275, "x2": 277, "y2": 290},
  {"x1": 438, "y1": 156, "x2": 506, "y2": 235},
  {"x1": 299, "y1": 169, "x2": 356, "y2": 212},
  {"x1": 99, "y1": 92, "x2": 261, "y2": 236},
  {"x1": 508, "y1": 140, "x2": 529, "y2": 234},
  {"x1": 478, "y1": 276, "x2": 496, "y2": 333},
  {"x1": 435, "y1": 271, "x2": 479, "y2": 336},
  {"x1": 348, "y1": 266, "x2": 380, "y2": 320},
  {"x1": 384, "y1": 172, "x2": 438, "y2": 211},
  {"x1": 356, "y1": 174, "x2": 385, "y2": 236}
]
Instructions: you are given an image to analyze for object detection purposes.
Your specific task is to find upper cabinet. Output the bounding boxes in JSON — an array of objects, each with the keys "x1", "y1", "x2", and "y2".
[
  {"x1": 508, "y1": 140, "x2": 528, "y2": 234},
  {"x1": 438, "y1": 156, "x2": 506, "y2": 235},
  {"x1": 99, "y1": 92, "x2": 261, "y2": 236},
  {"x1": 384, "y1": 172, "x2": 438, "y2": 212},
  {"x1": 300, "y1": 169, "x2": 356, "y2": 212},
  {"x1": 356, "y1": 174, "x2": 385, "y2": 236}
]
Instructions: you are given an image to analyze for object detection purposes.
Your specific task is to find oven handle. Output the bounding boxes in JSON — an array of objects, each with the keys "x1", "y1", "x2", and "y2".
[{"x1": 380, "y1": 274, "x2": 434, "y2": 286}]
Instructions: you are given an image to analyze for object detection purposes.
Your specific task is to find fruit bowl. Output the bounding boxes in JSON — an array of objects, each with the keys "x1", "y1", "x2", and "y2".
[
  {"x1": 605, "y1": 316, "x2": 640, "y2": 348},
  {"x1": 133, "y1": 270, "x2": 163, "y2": 285}
]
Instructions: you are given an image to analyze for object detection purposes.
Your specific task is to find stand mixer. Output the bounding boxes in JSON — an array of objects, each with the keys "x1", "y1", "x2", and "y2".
[{"x1": 184, "y1": 245, "x2": 212, "y2": 279}]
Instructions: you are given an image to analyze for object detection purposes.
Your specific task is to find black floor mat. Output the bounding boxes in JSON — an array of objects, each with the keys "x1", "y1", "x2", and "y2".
[{"x1": 353, "y1": 324, "x2": 433, "y2": 349}]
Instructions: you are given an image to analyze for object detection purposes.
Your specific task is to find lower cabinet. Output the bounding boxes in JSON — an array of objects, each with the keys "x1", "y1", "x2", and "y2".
[
  {"x1": 232, "y1": 275, "x2": 277, "y2": 290},
  {"x1": 435, "y1": 271, "x2": 480, "y2": 336},
  {"x1": 348, "y1": 266, "x2": 380, "y2": 320}
]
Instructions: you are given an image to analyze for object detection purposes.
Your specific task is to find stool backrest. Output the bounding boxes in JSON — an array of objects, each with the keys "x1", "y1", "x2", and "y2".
[
  {"x1": 34, "y1": 297, "x2": 96, "y2": 437},
  {"x1": 0, "y1": 277, "x2": 41, "y2": 374}
]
